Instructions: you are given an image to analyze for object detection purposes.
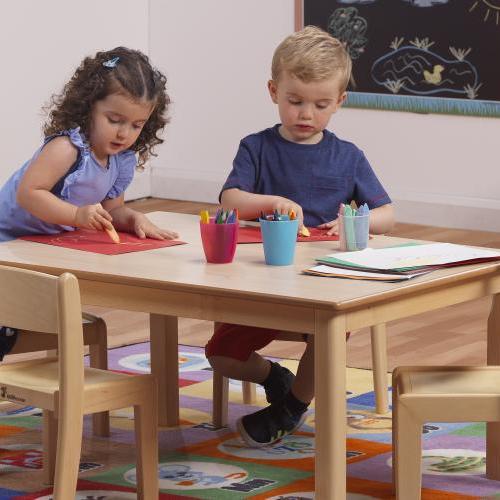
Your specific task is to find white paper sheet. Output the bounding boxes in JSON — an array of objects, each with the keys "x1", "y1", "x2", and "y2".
[{"x1": 321, "y1": 243, "x2": 500, "y2": 271}]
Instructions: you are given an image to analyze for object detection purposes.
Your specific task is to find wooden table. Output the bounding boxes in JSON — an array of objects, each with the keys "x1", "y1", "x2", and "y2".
[{"x1": 1, "y1": 211, "x2": 500, "y2": 499}]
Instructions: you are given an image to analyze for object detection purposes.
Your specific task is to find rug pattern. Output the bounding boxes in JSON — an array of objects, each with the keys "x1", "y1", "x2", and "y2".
[{"x1": 0, "y1": 343, "x2": 499, "y2": 499}]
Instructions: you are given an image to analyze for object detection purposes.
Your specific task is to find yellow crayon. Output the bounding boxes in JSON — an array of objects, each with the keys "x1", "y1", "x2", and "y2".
[
  {"x1": 299, "y1": 226, "x2": 310, "y2": 237},
  {"x1": 199, "y1": 210, "x2": 210, "y2": 224}
]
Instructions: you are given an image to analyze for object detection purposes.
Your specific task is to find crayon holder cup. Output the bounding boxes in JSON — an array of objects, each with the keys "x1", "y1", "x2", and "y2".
[
  {"x1": 200, "y1": 219, "x2": 238, "y2": 264},
  {"x1": 259, "y1": 217, "x2": 299, "y2": 266},
  {"x1": 339, "y1": 213, "x2": 370, "y2": 251}
]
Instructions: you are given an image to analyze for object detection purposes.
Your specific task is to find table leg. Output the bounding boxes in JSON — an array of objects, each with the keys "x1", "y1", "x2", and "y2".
[
  {"x1": 315, "y1": 310, "x2": 347, "y2": 499},
  {"x1": 370, "y1": 324, "x2": 389, "y2": 414},
  {"x1": 487, "y1": 294, "x2": 500, "y2": 479},
  {"x1": 150, "y1": 314, "x2": 179, "y2": 427}
]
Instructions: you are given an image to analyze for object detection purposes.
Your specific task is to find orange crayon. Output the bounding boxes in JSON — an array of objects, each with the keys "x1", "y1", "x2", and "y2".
[{"x1": 105, "y1": 224, "x2": 121, "y2": 244}]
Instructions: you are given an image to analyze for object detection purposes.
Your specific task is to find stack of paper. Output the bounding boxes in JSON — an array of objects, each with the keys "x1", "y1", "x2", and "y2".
[
  {"x1": 304, "y1": 243, "x2": 500, "y2": 282},
  {"x1": 304, "y1": 264, "x2": 428, "y2": 282}
]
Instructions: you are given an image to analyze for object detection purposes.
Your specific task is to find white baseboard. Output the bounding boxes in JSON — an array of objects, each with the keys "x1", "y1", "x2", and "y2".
[{"x1": 150, "y1": 171, "x2": 500, "y2": 232}]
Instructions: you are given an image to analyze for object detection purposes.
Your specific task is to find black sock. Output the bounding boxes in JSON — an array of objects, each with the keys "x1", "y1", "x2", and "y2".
[
  {"x1": 262, "y1": 361, "x2": 283, "y2": 390},
  {"x1": 284, "y1": 390, "x2": 309, "y2": 416},
  {"x1": 0, "y1": 327, "x2": 19, "y2": 362}
]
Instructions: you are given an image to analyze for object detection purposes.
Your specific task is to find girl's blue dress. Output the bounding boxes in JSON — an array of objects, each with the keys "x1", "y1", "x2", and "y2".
[{"x1": 0, "y1": 128, "x2": 136, "y2": 241}]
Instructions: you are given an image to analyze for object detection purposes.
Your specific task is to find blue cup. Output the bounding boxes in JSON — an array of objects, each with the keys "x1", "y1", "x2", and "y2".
[{"x1": 259, "y1": 217, "x2": 299, "y2": 266}]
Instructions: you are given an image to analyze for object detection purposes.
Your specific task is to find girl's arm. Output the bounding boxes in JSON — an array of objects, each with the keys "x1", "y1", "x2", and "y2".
[
  {"x1": 103, "y1": 196, "x2": 179, "y2": 240},
  {"x1": 369, "y1": 203, "x2": 395, "y2": 234},
  {"x1": 16, "y1": 137, "x2": 113, "y2": 230},
  {"x1": 221, "y1": 188, "x2": 304, "y2": 224}
]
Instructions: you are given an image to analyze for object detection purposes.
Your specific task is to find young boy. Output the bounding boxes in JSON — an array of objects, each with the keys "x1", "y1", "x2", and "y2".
[{"x1": 205, "y1": 26, "x2": 395, "y2": 447}]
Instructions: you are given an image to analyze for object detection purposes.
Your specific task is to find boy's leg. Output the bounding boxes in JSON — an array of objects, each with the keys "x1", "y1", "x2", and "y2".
[
  {"x1": 237, "y1": 336, "x2": 314, "y2": 447},
  {"x1": 209, "y1": 352, "x2": 272, "y2": 384},
  {"x1": 290, "y1": 334, "x2": 314, "y2": 403},
  {"x1": 206, "y1": 323, "x2": 295, "y2": 404}
]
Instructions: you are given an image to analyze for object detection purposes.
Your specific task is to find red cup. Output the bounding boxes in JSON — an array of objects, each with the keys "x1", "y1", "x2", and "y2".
[{"x1": 200, "y1": 220, "x2": 238, "y2": 263}]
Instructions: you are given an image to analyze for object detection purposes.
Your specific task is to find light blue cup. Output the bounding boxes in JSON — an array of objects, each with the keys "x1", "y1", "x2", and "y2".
[
  {"x1": 339, "y1": 214, "x2": 370, "y2": 251},
  {"x1": 259, "y1": 217, "x2": 299, "y2": 265}
]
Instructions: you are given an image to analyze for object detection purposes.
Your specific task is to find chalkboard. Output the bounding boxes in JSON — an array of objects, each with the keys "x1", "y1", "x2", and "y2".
[{"x1": 298, "y1": 0, "x2": 500, "y2": 117}]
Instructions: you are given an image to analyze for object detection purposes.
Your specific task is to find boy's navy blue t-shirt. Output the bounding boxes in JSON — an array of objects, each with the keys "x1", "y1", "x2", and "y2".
[{"x1": 221, "y1": 124, "x2": 391, "y2": 227}]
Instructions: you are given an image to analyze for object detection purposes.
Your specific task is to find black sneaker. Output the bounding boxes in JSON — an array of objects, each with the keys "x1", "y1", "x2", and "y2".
[
  {"x1": 236, "y1": 401, "x2": 307, "y2": 447},
  {"x1": 262, "y1": 362, "x2": 295, "y2": 404},
  {"x1": 0, "y1": 327, "x2": 18, "y2": 362}
]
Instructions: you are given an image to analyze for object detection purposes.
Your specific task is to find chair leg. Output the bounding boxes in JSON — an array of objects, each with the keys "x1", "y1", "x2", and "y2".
[
  {"x1": 242, "y1": 381, "x2": 257, "y2": 404},
  {"x1": 87, "y1": 318, "x2": 110, "y2": 437},
  {"x1": 394, "y1": 402, "x2": 422, "y2": 500},
  {"x1": 134, "y1": 381, "x2": 159, "y2": 500},
  {"x1": 212, "y1": 371, "x2": 229, "y2": 427},
  {"x1": 53, "y1": 404, "x2": 83, "y2": 499},
  {"x1": 391, "y1": 371, "x2": 398, "y2": 492},
  {"x1": 371, "y1": 323, "x2": 389, "y2": 414},
  {"x1": 42, "y1": 410, "x2": 57, "y2": 485}
]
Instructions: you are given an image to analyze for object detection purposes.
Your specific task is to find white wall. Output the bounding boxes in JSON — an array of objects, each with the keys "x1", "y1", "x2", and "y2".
[
  {"x1": 149, "y1": 0, "x2": 293, "y2": 204},
  {"x1": 0, "y1": 0, "x2": 151, "y2": 200},
  {"x1": 149, "y1": 0, "x2": 500, "y2": 232},
  {"x1": 2, "y1": 1, "x2": 499, "y2": 231},
  {"x1": 334, "y1": 108, "x2": 500, "y2": 232}
]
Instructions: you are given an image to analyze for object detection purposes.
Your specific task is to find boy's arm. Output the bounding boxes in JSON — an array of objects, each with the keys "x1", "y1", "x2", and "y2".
[
  {"x1": 369, "y1": 203, "x2": 395, "y2": 234},
  {"x1": 221, "y1": 188, "x2": 304, "y2": 223}
]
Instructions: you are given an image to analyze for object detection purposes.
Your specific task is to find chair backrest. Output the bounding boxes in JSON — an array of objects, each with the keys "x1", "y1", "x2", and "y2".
[{"x1": 0, "y1": 265, "x2": 84, "y2": 400}]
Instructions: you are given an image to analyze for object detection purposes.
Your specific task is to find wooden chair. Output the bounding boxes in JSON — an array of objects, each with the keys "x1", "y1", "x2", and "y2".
[
  {"x1": 212, "y1": 323, "x2": 389, "y2": 427},
  {"x1": 0, "y1": 266, "x2": 158, "y2": 499},
  {"x1": 8, "y1": 311, "x2": 110, "y2": 437},
  {"x1": 392, "y1": 365, "x2": 500, "y2": 500}
]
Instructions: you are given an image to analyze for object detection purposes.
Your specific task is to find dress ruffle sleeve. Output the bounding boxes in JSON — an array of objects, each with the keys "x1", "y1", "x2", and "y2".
[
  {"x1": 56, "y1": 128, "x2": 92, "y2": 200},
  {"x1": 105, "y1": 150, "x2": 137, "y2": 199}
]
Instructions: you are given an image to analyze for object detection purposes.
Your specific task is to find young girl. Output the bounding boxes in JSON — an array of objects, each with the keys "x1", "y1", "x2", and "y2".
[{"x1": 0, "y1": 46, "x2": 179, "y2": 359}]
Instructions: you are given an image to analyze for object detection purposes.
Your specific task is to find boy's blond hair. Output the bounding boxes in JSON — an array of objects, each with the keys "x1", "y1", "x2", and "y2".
[{"x1": 271, "y1": 25, "x2": 352, "y2": 91}]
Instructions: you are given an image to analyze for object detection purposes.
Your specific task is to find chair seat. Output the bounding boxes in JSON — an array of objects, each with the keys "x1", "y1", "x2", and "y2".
[
  {"x1": 393, "y1": 365, "x2": 500, "y2": 499},
  {"x1": 397, "y1": 366, "x2": 500, "y2": 397},
  {"x1": 0, "y1": 358, "x2": 136, "y2": 394}
]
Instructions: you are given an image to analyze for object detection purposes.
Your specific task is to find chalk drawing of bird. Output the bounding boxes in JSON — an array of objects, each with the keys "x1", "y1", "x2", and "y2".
[{"x1": 423, "y1": 64, "x2": 445, "y2": 85}]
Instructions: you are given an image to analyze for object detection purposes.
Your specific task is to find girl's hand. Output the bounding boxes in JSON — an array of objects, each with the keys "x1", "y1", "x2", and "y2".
[
  {"x1": 271, "y1": 197, "x2": 304, "y2": 228},
  {"x1": 317, "y1": 218, "x2": 340, "y2": 236},
  {"x1": 132, "y1": 212, "x2": 179, "y2": 240},
  {"x1": 75, "y1": 204, "x2": 113, "y2": 231}
]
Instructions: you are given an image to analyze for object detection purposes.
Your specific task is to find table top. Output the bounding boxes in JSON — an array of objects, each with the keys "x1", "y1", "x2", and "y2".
[{"x1": 0, "y1": 211, "x2": 499, "y2": 311}]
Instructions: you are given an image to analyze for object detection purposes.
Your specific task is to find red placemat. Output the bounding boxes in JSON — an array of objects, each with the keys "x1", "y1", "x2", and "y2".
[
  {"x1": 237, "y1": 226, "x2": 338, "y2": 243},
  {"x1": 19, "y1": 229, "x2": 186, "y2": 255}
]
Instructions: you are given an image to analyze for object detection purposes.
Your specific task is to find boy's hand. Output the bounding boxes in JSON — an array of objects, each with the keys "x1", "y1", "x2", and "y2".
[
  {"x1": 271, "y1": 197, "x2": 304, "y2": 228},
  {"x1": 317, "y1": 218, "x2": 340, "y2": 236},
  {"x1": 132, "y1": 212, "x2": 179, "y2": 240},
  {"x1": 74, "y1": 204, "x2": 113, "y2": 231}
]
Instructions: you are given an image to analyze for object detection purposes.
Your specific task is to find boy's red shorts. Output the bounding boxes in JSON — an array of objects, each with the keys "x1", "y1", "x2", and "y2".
[
  {"x1": 205, "y1": 323, "x2": 349, "y2": 362},
  {"x1": 205, "y1": 323, "x2": 281, "y2": 362}
]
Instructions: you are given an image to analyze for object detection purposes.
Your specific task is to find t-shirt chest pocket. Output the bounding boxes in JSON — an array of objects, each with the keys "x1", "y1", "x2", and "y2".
[{"x1": 311, "y1": 175, "x2": 347, "y2": 190}]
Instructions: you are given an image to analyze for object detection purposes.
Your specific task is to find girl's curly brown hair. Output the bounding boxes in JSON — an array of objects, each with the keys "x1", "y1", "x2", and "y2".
[{"x1": 43, "y1": 47, "x2": 170, "y2": 168}]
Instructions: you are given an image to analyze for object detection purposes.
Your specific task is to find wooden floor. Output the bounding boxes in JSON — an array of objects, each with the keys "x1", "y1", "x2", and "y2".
[{"x1": 82, "y1": 197, "x2": 500, "y2": 370}]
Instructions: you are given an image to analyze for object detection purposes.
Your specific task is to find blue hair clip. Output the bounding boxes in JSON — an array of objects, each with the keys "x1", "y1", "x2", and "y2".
[{"x1": 103, "y1": 56, "x2": 120, "y2": 68}]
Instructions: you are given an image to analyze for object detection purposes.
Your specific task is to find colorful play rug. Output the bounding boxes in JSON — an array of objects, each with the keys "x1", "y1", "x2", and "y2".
[{"x1": 0, "y1": 343, "x2": 499, "y2": 499}]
